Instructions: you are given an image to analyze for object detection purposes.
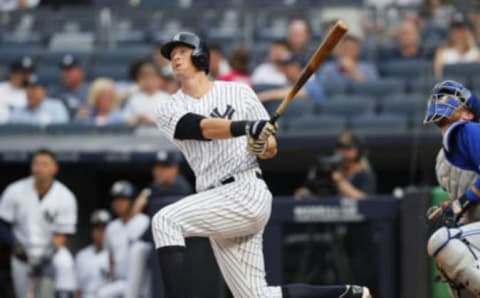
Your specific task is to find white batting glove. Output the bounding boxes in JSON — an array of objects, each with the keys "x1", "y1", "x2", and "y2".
[
  {"x1": 246, "y1": 120, "x2": 277, "y2": 141},
  {"x1": 247, "y1": 138, "x2": 268, "y2": 155}
]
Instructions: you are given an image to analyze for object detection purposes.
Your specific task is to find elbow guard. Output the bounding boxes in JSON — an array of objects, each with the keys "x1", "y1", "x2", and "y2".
[{"x1": 174, "y1": 113, "x2": 209, "y2": 140}]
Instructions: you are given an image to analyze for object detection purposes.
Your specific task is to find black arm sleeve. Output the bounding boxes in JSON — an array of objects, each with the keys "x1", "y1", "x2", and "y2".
[
  {"x1": 174, "y1": 113, "x2": 209, "y2": 141},
  {"x1": 0, "y1": 219, "x2": 13, "y2": 246}
]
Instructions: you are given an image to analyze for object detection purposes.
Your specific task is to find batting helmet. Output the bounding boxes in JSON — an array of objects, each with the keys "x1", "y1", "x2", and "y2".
[
  {"x1": 110, "y1": 180, "x2": 135, "y2": 199},
  {"x1": 160, "y1": 32, "x2": 210, "y2": 74},
  {"x1": 90, "y1": 209, "x2": 111, "y2": 225},
  {"x1": 424, "y1": 80, "x2": 480, "y2": 124}
]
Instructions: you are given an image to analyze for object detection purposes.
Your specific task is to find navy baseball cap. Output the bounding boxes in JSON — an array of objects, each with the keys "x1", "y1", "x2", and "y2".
[
  {"x1": 59, "y1": 54, "x2": 81, "y2": 70},
  {"x1": 10, "y1": 56, "x2": 35, "y2": 73},
  {"x1": 154, "y1": 151, "x2": 181, "y2": 166},
  {"x1": 451, "y1": 13, "x2": 469, "y2": 28},
  {"x1": 25, "y1": 75, "x2": 46, "y2": 87}
]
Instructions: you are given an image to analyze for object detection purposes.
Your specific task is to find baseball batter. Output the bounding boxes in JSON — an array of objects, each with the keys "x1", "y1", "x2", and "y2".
[
  {"x1": 151, "y1": 31, "x2": 370, "y2": 298},
  {"x1": 424, "y1": 80, "x2": 480, "y2": 296},
  {"x1": 75, "y1": 209, "x2": 111, "y2": 298},
  {"x1": 0, "y1": 148, "x2": 77, "y2": 298}
]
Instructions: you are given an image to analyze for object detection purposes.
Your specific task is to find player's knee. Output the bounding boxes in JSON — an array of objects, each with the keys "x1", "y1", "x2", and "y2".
[{"x1": 428, "y1": 227, "x2": 475, "y2": 279}]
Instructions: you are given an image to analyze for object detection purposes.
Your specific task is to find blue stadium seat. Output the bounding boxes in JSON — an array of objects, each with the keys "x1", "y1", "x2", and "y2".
[
  {"x1": 443, "y1": 63, "x2": 480, "y2": 78},
  {"x1": 88, "y1": 64, "x2": 130, "y2": 81},
  {"x1": 37, "y1": 51, "x2": 91, "y2": 68},
  {"x1": 0, "y1": 47, "x2": 43, "y2": 65},
  {"x1": 350, "y1": 79, "x2": 406, "y2": 98},
  {"x1": 0, "y1": 123, "x2": 43, "y2": 135},
  {"x1": 349, "y1": 114, "x2": 408, "y2": 134},
  {"x1": 45, "y1": 123, "x2": 97, "y2": 134},
  {"x1": 380, "y1": 98, "x2": 426, "y2": 123},
  {"x1": 93, "y1": 47, "x2": 151, "y2": 65},
  {"x1": 322, "y1": 81, "x2": 347, "y2": 96},
  {"x1": 318, "y1": 98, "x2": 375, "y2": 118},
  {"x1": 379, "y1": 92, "x2": 428, "y2": 103},
  {"x1": 379, "y1": 59, "x2": 432, "y2": 79},
  {"x1": 263, "y1": 100, "x2": 314, "y2": 120},
  {"x1": 285, "y1": 114, "x2": 347, "y2": 136},
  {"x1": 253, "y1": 84, "x2": 285, "y2": 93},
  {"x1": 409, "y1": 77, "x2": 437, "y2": 93},
  {"x1": 97, "y1": 124, "x2": 133, "y2": 134},
  {"x1": 36, "y1": 67, "x2": 61, "y2": 87}
]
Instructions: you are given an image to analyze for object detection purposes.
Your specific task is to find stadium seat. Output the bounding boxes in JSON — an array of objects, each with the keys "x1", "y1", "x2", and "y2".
[
  {"x1": 443, "y1": 63, "x2": 480, "y2": 78},
  {"x1": 379, "y1": 59, "x2": 432, "y2": 80},
  {"x1": 97, "y1": 124, "x2": 134, "y2": 134},
  {"x1": 263, "y1": 100, "x2": 314, "y2": 120},
  {"x1": 37, "y1": 51, "x2": 91, "y2": 68},
  {"x1": 88, "y1": 64, "x2": 130, "y2": 81},
  {"x1": 322, "y1": 81, "x2": 347, "y2": 96},
  {"x1": 350, "y1": 79, "x2": 406, "y2": 99},
  {"x1": 36, "y1": 67, "x2": 61, "y2": 87},
  {"x1": 93, "y1": 47, "x2": 151, "y2": 65},
  {"x1": 0, "y1": 47, "x2": 43, "y2": 65},
  {"x1": 380, "y1": 98, "x2": 426, "y2": 123},
  {"x1": 409, "y1": 77, "x2": 437, "y2": 93},
  {"x1": 318, "y1": 98, "x2": 375, "y2": 118},
  {"x1": 349, "y1": 114, "x2": 408, "y2": 134},
  {"x1": 253, "y1": 84, "x2": 285, "y2": 93},
  {"x1": 379, "y1": 92, "x2": 428, "y2": 103},
  {"x1": 45, "y1": 123, "x2": 97, "y2": 134},
  {"x1": 285, "y1": 114, "x2": 347, "y2": 136},
  {"x1": 0, "y1": 124, "x2": 43, "y2": 135}
]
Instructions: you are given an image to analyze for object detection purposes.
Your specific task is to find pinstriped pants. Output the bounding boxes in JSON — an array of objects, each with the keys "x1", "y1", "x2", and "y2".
[{"x1": 151, "y1": 169, "x2": 282, "y2": 298}]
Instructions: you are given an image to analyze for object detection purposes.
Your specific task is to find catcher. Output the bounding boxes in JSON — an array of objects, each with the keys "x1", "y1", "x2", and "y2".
[{"x1": 424, "y1": 80, "x2": 480, "y2": 297}]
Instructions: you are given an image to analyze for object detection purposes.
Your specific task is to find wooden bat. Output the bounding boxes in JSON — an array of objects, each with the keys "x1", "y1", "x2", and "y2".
[{"x1": 270, "y1": 20, "x2": 348, "y2": 123}]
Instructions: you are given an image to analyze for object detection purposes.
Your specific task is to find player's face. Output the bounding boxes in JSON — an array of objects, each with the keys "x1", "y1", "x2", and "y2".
[
  {"x1": 31, "y1": 154, "x2": 58, "y2": 182},
  {"x1": 170, "y1": 45, "x2": 196, "y2": 79},
  {"x1": 111, "y1": 197, "x2": 131, "y2": 217},
  {"x1": 152, "y1": 164, "x2": 179, "y2": 184},
  {"x1": 92, "y1": 225, "x2": 106, "y2": 246}
]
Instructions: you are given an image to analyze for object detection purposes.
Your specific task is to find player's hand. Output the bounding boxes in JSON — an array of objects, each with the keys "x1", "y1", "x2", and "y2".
[
  {"x1": 426, "y1": 203, "x2": 458, "y2": 236},
  {"x1": 246, "y1": 120, "x2": 277, "y2": 141},
  {"x1": 247, "y1": 138, "x2": 268, "y2": 155}
]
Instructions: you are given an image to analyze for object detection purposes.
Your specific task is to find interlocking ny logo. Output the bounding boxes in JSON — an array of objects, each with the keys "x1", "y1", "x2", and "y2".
[
  {"x1": 210, "y1": 105, "x2": 235, "y2": 120},
  {"x1": 44, "y1": 210, "x2": 58, "y2": 224}
]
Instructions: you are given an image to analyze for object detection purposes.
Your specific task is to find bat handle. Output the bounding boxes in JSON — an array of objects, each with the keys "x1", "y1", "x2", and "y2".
[{"x1": 270, "y1": 114, "x2": 280, "y2": 124}]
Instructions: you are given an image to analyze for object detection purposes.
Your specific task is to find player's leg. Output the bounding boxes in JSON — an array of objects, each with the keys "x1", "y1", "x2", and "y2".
[
  {"x1": 210, "y1": 233, "x2": 370, "y2": 298},
  {"x1": 428, "y1": 224, "x2": 480, "y2": 295},
  {"x1": 125, "y1": 240, "x2": 153, "y2": 298},
  {"x1": 151, "y1": 178, "x2": 272, "y2": 298},
  {"x1": 11, "y1": 257, "x2": 29, "y2": 298},
  {"x1": 96, "y1": 280, "x2": 126, "y2": 298},
  {"x1": 51, "y1": 247, "x2": 76, "y2": 297}
]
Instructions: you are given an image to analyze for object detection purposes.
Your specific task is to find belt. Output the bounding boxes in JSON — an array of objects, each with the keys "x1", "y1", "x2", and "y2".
[{"x1": 208, "y1": 171, "x2": 263, "y2": 190}]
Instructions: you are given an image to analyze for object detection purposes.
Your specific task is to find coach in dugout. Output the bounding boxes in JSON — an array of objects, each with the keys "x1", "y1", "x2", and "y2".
[{"x1": 0, "y1": 148, "x2": 78, "y2": 298}]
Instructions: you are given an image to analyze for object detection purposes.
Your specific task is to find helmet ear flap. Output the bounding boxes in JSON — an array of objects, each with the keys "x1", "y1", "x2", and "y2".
[{"x1": 191, "y1": 43, "x2": 209, "y2": 74}]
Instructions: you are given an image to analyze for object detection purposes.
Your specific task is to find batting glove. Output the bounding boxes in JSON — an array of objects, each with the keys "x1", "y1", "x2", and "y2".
[
  {"x1": 246, "y1": 120, "x2": 277, "y2": 141},
  {"x1": 247, "y1": 138, "x2": 268, "y2": 155}
]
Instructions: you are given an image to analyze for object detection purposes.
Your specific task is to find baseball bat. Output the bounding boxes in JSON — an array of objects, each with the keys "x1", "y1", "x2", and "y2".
[{"x1": 270, "y1": 20, "x2": 348, "y2": 123}]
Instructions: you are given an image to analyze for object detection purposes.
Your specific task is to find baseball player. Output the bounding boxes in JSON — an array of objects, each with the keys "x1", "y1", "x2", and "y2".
[
  {"x1": 97, "y1": 180, "x2": 150, "y2": 298},
  {"x1": 74, "y1": 209, "x2": 111, "y2": 298},
  {"x1": 151, "y1": 31, "x2": 370, "y2": 298},
  {"x1": 423, "y1": 80, "x2": 480, "y2": 296},
  {"x1": 0, "y1": 148, "x2": 77, "y2": 298}
]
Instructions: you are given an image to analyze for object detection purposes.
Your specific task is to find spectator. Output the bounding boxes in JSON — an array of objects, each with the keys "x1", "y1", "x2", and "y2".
[
  {"x1": 99, "y1": 180, "x2": 149, "y2": 297},
  {"x1": 219, "y1": 47, "x2": 252, "y2": 86},
  {"x1": 151, "y1": 40, "x2": 171, "y2": 72},
  {"x1": 0, "y1": 0, "x2": 39, "y2": 11},
  {"x1": 209, "y1": 44, "x2": 231, "y2": 80},
  {"x1": 78, "y1": 78, "x2": 126, "y2": 126},
  {"x1": 434, "y1": 13, "x2": 480, "y2": 78},
  {"x1": 384, "y1": 19, "x2": 423, "y2": 60},
  {"x1": 124, "y1": 62, "x2": 170, "y2": 127},
  {"x1": 50, "y1": 54, "x2": 90, "y2": 116},
  {"x1": 158, "y1": 68, "x2": 180, "y2": 94},
  {"x1": 316, "y1": 35, "x2": 378, "y2": 84},
  {"x1": 258, "y1": 54, "x2": 325, "y2": 104},
  {"x1": 295, "y1": 131, "x2": 377, "y2": 200},
  {"x1": 9, "y1": 76, "x2": 69, "y2": 126},
  {"x1": 0, "y1": 57, "x2": 35, "y2": 112},
  {"x1": 251, "y1": 39, "x2": 290, "y2": 85},
  {"x1": 74, "y1": 209, "x2": 111, "y2": 298},
  {"x1": 287, "y1": 19, "x2": 312, "y2": 61}
]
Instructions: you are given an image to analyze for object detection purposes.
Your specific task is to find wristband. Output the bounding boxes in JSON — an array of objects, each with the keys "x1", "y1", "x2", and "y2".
[
  {"x1": 465, "y1": 188, "x2": 480, "y2": 202},
  {"x1": 230, "y1": 121, "x2": 249, "y2": 137}
]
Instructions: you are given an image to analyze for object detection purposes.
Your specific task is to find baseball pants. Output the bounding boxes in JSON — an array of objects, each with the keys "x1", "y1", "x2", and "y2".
[{"x1": 152, "y1": 169, "x2": 282, "y2": 297}]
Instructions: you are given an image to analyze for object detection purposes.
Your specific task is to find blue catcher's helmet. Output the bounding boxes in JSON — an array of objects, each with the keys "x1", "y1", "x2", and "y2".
[{"x1": 424, "y1": 80, "x2": 480, "y2": 124}]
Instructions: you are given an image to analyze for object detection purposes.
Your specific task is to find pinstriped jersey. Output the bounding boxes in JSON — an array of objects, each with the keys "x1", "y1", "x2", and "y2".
[{"x1": 155, "y1": 81, "x2": 270, "y2": 192}]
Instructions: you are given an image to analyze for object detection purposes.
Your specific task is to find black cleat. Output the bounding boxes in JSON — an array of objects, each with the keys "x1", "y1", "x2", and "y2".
[{"x1": 340, "y1": 285, "x2": 372, "y2": 298}]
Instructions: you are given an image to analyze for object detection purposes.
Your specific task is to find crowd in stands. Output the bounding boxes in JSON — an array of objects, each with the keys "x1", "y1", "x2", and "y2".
[{"x1": 1, "y1": 3, "x2": 480, "y2": 133}]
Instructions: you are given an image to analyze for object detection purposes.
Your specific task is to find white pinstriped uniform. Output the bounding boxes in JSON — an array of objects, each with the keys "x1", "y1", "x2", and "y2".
[{"x1": 152, "y1": 81, "x2": 282, "y2": 297}]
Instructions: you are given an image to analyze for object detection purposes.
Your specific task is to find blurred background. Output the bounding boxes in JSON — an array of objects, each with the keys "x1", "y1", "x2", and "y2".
[{"x1": 1, "y1": 0, "x2": 479, "y2": 297}]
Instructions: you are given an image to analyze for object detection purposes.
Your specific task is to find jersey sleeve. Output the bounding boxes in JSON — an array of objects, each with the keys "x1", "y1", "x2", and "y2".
[
  {"x1": 0, "y1": 185, "x2": 17, "y2": 223},
  {"x1": 241, "y1": 85, "x2": 271, "y2": 121},
  {"x1": 154, "y1": 98, "x2": 189, "y2": 142},
  {"x1": 53, "y1": 190, "x2": 78, "y2": 234},
  {"x1": 460, "y1": 124, "x2": 480, "y2": 172}
]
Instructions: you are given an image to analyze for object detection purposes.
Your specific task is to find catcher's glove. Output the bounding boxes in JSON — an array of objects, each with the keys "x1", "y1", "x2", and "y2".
[{"x1": 426, "y1": 204, "x2": 459, "y2": 236}]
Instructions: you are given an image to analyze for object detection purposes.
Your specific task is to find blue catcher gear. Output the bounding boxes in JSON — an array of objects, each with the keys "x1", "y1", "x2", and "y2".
[{"x1": 424, "y1": 80, "x2": 480, "y2": 124}]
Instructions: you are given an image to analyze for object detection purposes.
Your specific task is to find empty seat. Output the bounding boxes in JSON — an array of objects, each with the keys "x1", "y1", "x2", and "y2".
[
  {"x1": 97, "y1": 124, "x2": 133, "y2": 134},
  {"x1": 88, "y1": 64, "x2": 129, "y2": 81},
  {"x1": 349, "y1": 114, "x2": 408, "y2": 134},
  {"x1": 285, "y1": 114, "x2": 347, "y2": 136},
  {"x1": 93, "y1": 47, "x2": 151, "y2": 65},
  {"x1": 443, "y1": 63, "x2": 480, "y2": 78},
  {"x1": 0, "y1": 123, "x2": 43, "y2": 135},
  {"x1": 379, "y1": 59, "x2": 432, "y2": 79},
  {"x1": 253, "y1": 84, "x2": 285, "y2": 93},
  {"x1": 350, "y1": 79, "x2": 406, "y2": 98},
  {"x1": 322, "y1": 81, "x2": 347, "y2": 96},
  {"x1": 380, "y1": 98, "x2": 426, "y2": 122},
  {"x1": 319, "y1": 98, "x2": 375, "y2": 118},
  {"x1": 38, "y1": 51, "x2": 91, "y2": 68},
  {"x1": 45, "y1": 123, "x2": 97, "y2": 134},
  {"x1": 409, "y1": 77, "x2": 437, "y2": 93},
  {"x1": 263, "y1": 100, "x2": 314, "y2": 120},
  {"x1": 36, "y1": 67, "x2": 61, "y2": 86}
]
